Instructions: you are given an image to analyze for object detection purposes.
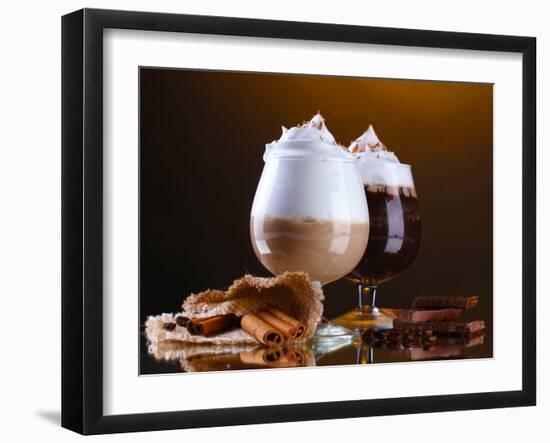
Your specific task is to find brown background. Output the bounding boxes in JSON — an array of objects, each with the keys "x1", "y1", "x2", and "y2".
[{"x1": 140, "y1": 68, "x2": 492, "y2": 356}]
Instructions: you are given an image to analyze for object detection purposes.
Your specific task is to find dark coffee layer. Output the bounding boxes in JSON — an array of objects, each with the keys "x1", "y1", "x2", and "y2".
[{"x1": 348, "y1": 185, "x2": 421, "y2": 286}]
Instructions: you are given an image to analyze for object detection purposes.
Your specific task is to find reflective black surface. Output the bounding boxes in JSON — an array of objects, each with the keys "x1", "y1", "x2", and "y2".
[{"x1": 141, "y1": 315, "x2": 491, "y2": 375}]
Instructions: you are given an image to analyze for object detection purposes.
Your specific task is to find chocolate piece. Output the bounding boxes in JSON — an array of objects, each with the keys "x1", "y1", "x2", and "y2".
[
  {"x1": 411, "y1": 296, "x2": 478, "y2": 310},
  {"x1": 384, "y1": 308, "x2": 464, "y2": 322},
  {"x1": 162, "y1": 322, "x2": 176, "y2": 332},
  {"x1": 411, "y1": 344, "x2": 464, "y2": 361},
  {"x1": 437, "y1": 334, "x2": 485, "y2": 348},
  {"x1": 393, "y1": 319, "x2": 485, "y2": 337}
]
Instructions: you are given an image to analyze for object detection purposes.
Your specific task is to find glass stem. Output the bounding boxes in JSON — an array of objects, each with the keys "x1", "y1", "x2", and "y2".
[{"x1": 357, "y1": 284, "x2": 379, "y2": 314}]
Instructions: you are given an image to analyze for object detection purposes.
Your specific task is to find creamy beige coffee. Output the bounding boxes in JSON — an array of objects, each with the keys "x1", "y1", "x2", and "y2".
[{"x1": 250, "y1": 216, "x2": 369, "y2": 285}]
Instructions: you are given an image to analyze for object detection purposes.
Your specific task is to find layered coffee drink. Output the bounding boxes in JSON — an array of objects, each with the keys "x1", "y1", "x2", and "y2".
[
  {"x1": 331, "y1": 125, "x2": 421, "y2": 330},
  {"x1": 250, "y1": 113, "x2": 370, "y2": 286},
  {"x1": 251, "y1": 216, "x2": 369, "y2": 285},
  {"x1": 347, "y1": 125, "x2": 421, "y2": 286}
]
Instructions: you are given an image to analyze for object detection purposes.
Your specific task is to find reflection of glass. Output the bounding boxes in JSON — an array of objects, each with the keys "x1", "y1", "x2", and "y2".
[
  {"x1": 334, "y1": 163, "x2": 421, "y2": 330},
  {"x1": 250, "y1": 146, "x2": 370, "y2": 338}
]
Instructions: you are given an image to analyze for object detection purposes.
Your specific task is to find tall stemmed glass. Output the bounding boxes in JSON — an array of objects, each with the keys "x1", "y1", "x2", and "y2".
[
  {"x1": 333, "y1": 162, "x2": 421, "y2": 330},
  {"x1": 250, "y1": 140, "x2": 370, "y2": 339}
]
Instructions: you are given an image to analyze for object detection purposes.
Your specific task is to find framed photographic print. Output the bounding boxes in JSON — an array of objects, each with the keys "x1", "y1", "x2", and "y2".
[{"x1": 61, "y1": 8, "x2": 536, "y2": 435}]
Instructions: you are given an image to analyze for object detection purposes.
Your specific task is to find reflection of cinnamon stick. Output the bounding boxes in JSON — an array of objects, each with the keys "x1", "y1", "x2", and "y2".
[
  {"x1": 187, "y1": 353, "x2": 242, "y2": 372},
  {"x1": 272, "y1": 356, "x2": 299, "y2": 368},
  {"x1": 186, "y1": 314, "x2": 238, "y2": 336},
  {"x1": 266, "y1": 307, "x2": 305, "y2": 339},
  {"x1": 285, "y1": 349, "x2": 305, "y2": 365},
  {"x1": 239, "y1": 348, "x2": 283, "y2": 365},
  {"x1": 241, "y1": 314, "x2": 283, "y2": 346}
]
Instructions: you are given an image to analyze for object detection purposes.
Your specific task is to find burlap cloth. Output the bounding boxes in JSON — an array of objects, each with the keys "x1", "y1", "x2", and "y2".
[{"x1": 145, "y1": 272, "x2": 324, "y2": 346}]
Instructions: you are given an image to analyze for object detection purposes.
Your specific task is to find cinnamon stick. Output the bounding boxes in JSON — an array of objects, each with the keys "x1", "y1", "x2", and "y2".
[
  {"x1": 265, "y1": 307, "x2": 305, "y2": 339},
  {"x1": 186, "y1": 314, "x2": 238, "y2": 336},
  {"x1": 256, "y1": 310, "x2": 298, "y2": 339},
  {"x1": 241, "y1": 314, "x2": 283, "y2": 346}
]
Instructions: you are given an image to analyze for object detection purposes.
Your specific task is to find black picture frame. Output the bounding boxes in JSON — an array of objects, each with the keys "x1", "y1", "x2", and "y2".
[{"x1": 62, "y1": 8, "x2": 536, "y2": 435}]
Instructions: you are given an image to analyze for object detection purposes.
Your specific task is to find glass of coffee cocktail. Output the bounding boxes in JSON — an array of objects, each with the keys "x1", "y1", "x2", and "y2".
[
  {"x1": 250, "y1": 113, "x2": 370, "y2": 338},
  {"x1": 333, "y1": 125, "x2": 421, "y2": 329}
]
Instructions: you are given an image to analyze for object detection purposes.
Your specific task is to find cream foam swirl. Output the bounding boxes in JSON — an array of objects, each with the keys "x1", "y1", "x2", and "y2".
[
  {"x1": 349, "y1": 125, "x2": 400, "y2": 163},
  {"x1": 349, "y1": 125, "x2": 413, "y2": 188},
  {"x1": 266, "y1": 113, "x2": 352, "y2": 161},
  {"x1": 278, "y1": 112, "x2": 336, "y2": 144}
]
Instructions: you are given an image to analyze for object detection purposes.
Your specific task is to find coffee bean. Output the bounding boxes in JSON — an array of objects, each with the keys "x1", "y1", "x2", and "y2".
[
  {"x1": 163, "y1": 322, "x2": 176, "y2": 332},
  {"x1": 362, "y1": 329, "x2": 376, "y2": 339},
  {"x1": 362, "y1": 336, "x2": 375, "y2": 344},
  {"x1": 175, "y1": 316, "x2": 189, "y2": 327},
  {"x1": 388, "y1": 333, "x2": 403, "y2": 343}
]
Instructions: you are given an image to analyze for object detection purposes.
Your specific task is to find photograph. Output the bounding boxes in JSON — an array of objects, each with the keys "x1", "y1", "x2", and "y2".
[
  {"x1": 0, "y1": 0, "x2": 543, "y2": 440},
  {"x1": 140, "y1": 68, "x2": 493, "y2": 374}
]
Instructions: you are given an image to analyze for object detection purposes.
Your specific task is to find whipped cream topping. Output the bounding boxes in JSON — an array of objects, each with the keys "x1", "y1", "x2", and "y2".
[
  {"x1": 278, "y1": 112, "x2": 337, "y2": 144},
  {"x1": 349, "y1": 125, "x2": 413, "y2": 188},
  {"x1": 266, "y1": 113, "x2": 352, "y2": 162},
  {"x1": 349, "y1": 125, "x2": 400, "y2": 163}
]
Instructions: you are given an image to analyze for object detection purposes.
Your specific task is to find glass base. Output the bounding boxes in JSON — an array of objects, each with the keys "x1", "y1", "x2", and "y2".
[
  {"x1": 331, "y1": 307, "x2": 393, "y2": 332},
  {"x1": 313, "y1": 317, "x2": 356, "y2": 339},
  {"x1": 310, "y1": 318, "x2": 356, "y2": 355}
]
